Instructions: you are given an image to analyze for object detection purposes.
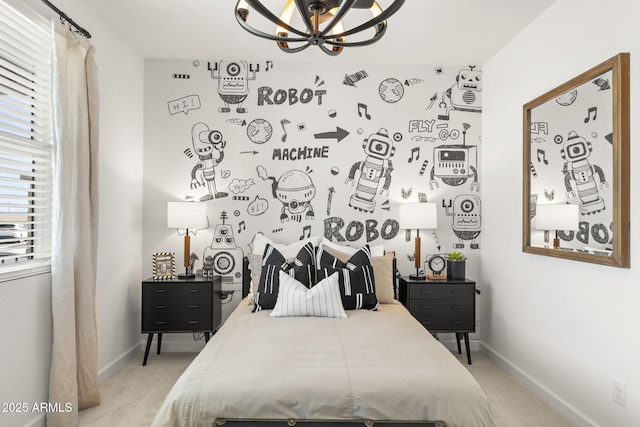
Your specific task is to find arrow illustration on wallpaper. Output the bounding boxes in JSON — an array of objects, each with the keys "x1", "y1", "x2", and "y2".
[
  {"x1": 240, "y1": 150, "x2": 259, "y2": 155},
  {"x1": 326, "y1": 187, "x2": 335, "y2": 215},
  {"x1": 314, "y1": 127, "x2": 349, "y2": 143}
]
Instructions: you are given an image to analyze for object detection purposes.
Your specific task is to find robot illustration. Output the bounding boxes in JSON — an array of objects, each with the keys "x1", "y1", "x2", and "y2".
[
  {"x1": 445, "y1": 194, "x2": 482, "y2": 249},
  {"x1": 208, "y1": 60, "x2": 256, "y2": 113},
  {"x1": 268, "y1": 170, "x2": 316, "y2": 222},
  {"x1": 429, "y1": 125, "x2": 479, "y2": 191},
  {"x1": 439, "y1": 66, "x2": 482, "y2": 119},
  {"x1": 345, "y1": 128, "x2": 395, "y2": 213},
  {"x1": 561, "y1": 130, "x2": 608, "y2": 215},
  {"x1": 190, "y1": 122, "x2": 228, "y2": 201},
  {"x1": 202, "y1": 212, "x2": 244, "y2": 287}
]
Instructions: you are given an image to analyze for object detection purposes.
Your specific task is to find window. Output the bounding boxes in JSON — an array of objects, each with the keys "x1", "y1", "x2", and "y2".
[{"x1": 0, "y1": 1, "x2": 54, "y2": 276}]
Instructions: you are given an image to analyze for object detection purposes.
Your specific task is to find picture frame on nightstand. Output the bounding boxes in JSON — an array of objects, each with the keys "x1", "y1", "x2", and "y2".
[{"x1": 152, "y1": 252, "x2": 175, "y2": 280}]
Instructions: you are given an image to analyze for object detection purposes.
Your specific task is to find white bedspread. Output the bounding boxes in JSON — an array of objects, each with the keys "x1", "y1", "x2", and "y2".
[{"x1": 152, "y1": 299, "x2": 495, "y2": 427}]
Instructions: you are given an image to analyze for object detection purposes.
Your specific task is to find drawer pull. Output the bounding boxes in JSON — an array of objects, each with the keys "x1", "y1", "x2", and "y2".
[
  {"x1": 188, "y1": 320, "x2": 199, "y2": 324},
  {"x1": 188, "y1": 289, "x2": 200, "y2": 293},
  {"x1": 420, "y1": 290, "x2": 432, "y2": 294},
  {"x1": 155, "y1": 289, "x2": 167, "y2": 293},
  {"x1": 451, "y1": 290, "x2": 463, "y2": 294},
  {"x1": 188, "y1": 305, "x2": 199, "y2": 309},
  {"x1": 155, "y1": 305, "x2": 167, "y2": 309},
  {"x1": 420, "y1": 306, "x2": 432, "y2": 310},
  {"x1": 155, "y1": 321, "x2": 167, "y2": 325},
  {"x1": 451, "y1": 321, "x2": 463, "y2": 325},
  {"x1": 451, "y1": 305, "x2": 463, "y2": 310}
]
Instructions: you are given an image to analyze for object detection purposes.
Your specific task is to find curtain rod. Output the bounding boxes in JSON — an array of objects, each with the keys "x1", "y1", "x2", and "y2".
[{"x1": 40, "y1": 0, "x2": 91, "y2": 39}]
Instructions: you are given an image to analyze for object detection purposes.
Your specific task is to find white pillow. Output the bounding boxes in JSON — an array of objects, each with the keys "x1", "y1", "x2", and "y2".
[
  {"x1": 270, "y1": 271, "x2": 347, "y2": 318},
  {"x1": 320, "y1": 238, "x2": 384, "y2": 257},
  {"x1": 251, "y1": 233, "x2": 321, "y2": 258}
]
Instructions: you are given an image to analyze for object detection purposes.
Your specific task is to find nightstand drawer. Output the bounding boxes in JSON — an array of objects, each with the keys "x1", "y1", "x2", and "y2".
[
  {"x1": 409, "y1": 283, "x2": 473, "y2": 300},
  {"x1": 142, "y1": 314, "x2": 213, "y2": 332},
  {"x1": 409, "y1": 299, "x2": 474, "y2": 315},
  {"x1": 142, "y1": 282, "x2": 212, "y2": 299},
  {"x1": 143, "y1": 298, "x2": 212, "y2": 315},
  {"x1": 413, "y1": 314, "x2": 475, "y2": 332}
]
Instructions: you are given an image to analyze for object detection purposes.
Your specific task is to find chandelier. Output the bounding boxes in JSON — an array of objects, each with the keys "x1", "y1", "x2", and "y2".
[{"x1": 235, "y1": 0, "x2": 406, "y2": 56}]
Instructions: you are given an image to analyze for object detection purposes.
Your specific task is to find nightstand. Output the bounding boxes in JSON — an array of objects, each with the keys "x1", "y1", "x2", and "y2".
[
  {"x1": 141, "y1": 275, "x2": 221, "y2": 365},
  {"x1": 399, "y1": 276, "x2": 476, "y2": 364}
]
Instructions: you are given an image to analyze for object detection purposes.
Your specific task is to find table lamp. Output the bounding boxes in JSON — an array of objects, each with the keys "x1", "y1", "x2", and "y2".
[
  {"x1": 399, "y1": 202, "x2": 438, "y2": 280},
  {"x1": 535, "y1": 204, "x2": 579, "y2": 249},
  {"x1": 167, "y1": 201, "x2": 209, "y2": 278}
]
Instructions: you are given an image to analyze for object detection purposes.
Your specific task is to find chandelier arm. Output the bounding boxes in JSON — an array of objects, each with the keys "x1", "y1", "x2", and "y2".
[
  {"x1": 292, "y1": 0, "x2": 316, "y2": 35},
  {"x1": 278, "y1": 41, "x2": 313, "y2": 53},
  {"x1": 324, "y1": 25, "x2": 386, "y2": 47},
  {"x1": 319, "y1": 44, "x2": 344, "y2": 56},
  {"x1": 319, "y1": 0, "x2": 359, "y2": 37},
  {"x1": 236, "y1": 11, "x2": 309, "y2": 43},
  {"x1": 336, "y1": 0, "x2": 405, "y2": 38},
  {"x1": 240, "y1": 0, "x2": 310, "y2": 38}
]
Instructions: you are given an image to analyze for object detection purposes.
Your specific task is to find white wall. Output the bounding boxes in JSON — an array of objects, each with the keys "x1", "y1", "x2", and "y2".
[
  {"x1": 481, "y1": 0, "x2": 640, "y2": 425},
  {"x1": 0, "y1": 1, "x2": 144, "y2": 426}
]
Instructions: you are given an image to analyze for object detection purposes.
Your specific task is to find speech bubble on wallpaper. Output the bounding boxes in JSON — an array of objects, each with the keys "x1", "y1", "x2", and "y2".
[
  {"x1": 167, "y1": 95, "x2": 201, "y2": 115},
  {"x1": 229, "y1": 178, "x2": 255, "y2": 194},
  {"x1": 248, "y1": 196, "x2": 269, "y2": 216}
]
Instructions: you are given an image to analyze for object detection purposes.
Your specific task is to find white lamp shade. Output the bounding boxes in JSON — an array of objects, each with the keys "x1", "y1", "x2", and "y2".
[
  {"x1": 167, "y1": 202, "x2": 208, "y2": 229},
  {"x1": 535, "y1": 204, "x2": 579, "y2": 231},
  {"x1": 399, "y1": 203, "x2": 438, "y2": 230}
]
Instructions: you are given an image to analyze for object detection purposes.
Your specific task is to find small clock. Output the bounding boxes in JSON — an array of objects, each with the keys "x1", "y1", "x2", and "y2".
[{"x1": 426, "y1": 254, "x2": 447, "y2": 279}]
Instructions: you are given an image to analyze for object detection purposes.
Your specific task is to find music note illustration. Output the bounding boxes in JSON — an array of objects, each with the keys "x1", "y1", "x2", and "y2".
[
  {"x1": 357, "y1": 102, "x2": 371, "y2": 120},
  {"x1": 408, "y1": 147, "x2": 420, "y2": 163},
  {"x1": 536, "y1": 148, "x2": 548, "y2": 165},
  {"x1": 299, "y1": 225, "x2": 311, "y2": 240},
  {"x1": 238, "y1": 221, "x2": 246, "y2": 233},
  {"x1": 280, "y1": 119, "x2": 291, "y2": 142},
  {"x1": 584, "y1": 106, "x2": 597, "y2": 123}
]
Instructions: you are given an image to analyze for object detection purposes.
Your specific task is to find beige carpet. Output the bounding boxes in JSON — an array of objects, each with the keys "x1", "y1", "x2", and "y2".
[{"x1": 79, "y1": 350, "x2": 574, "y2": 427}]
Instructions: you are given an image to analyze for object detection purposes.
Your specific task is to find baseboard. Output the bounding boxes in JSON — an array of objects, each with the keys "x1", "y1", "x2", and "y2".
[
  {"x1": 98, "y1": 343, "x2": 140, "y2": 384},
  {"x1": 140, "y1": 334, "x2": 208, "y2": 354},
  {"x1": 480, "y1": 341, "x2": 598, "y2": 427},
  {"x1": 440, "y1": 336, "x2": 480, "y2": 353}
]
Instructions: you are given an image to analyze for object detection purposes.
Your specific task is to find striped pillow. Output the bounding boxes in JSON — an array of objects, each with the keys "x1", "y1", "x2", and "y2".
[
  {"x1": 270, "y1": 271, "x2": 346, "y2": 318},
  {"x1": 316, "y1": 244, "x2": 378, "y2": 311},
  {"x1": 254, "y1": 242, "x2": 316, "y2": 312}
]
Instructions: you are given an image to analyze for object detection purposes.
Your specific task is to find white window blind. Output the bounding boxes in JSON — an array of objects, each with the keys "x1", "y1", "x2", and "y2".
[{"x1": 0, "y1": 1, "x2": 53, "y2": 273}]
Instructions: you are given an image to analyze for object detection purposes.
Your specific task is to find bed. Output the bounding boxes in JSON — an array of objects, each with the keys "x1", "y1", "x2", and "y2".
[{"x1": 151, "y1": 239, "x2": 495, "y2": 427}]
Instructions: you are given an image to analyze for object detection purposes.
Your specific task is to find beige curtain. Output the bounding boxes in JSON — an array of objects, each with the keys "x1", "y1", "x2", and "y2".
[{"x1": 48, "y1": 23, "x2": 100, "y2": 427}]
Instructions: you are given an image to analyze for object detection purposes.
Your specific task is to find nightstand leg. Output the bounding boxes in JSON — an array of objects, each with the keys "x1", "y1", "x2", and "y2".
[
  {"x1": 204, "y1": 332, "x2": 210, "y2": 343},
  {"x1": 143, "y1": 333, "x2": 153, "y2": 366},
  {"x1": 157, "y1": 333, "x2": 163, "y2": 355},
  {"x1": 464, "y1": 333, "x2": 472, "y2": 365},
  {"x1": 456, "y1": 333, "x2": 462, "y2": 354}
]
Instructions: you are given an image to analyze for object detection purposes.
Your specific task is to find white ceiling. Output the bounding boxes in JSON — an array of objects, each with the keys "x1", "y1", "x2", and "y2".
[{"x1": 82, "y1": 0, "x2": 556, "y2": 65}]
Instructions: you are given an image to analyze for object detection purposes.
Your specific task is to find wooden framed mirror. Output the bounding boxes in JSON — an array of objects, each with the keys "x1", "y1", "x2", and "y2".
[{"x1": 522, "y1": 53, "x2": 630, "y2": 267}]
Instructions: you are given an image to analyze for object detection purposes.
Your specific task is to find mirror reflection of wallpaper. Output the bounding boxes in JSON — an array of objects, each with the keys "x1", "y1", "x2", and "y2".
[
  {"x1": 529, "y1": 70, "x2": 613, "y2": 252},
  {"x1": 144, "y1": 59, "x2": 483, "y2": 275}
]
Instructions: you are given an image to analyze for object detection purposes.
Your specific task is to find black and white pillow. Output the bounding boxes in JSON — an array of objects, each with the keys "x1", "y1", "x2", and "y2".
[
  {"x1": 270, "y1": 271, "x2": 347, "y2": 318},
  {"x1": 253, "y1": 242, "x2": 316, "y2": 312},
  {"x1": 316, "y1": 244, "x2": 378, "y2": 310}
]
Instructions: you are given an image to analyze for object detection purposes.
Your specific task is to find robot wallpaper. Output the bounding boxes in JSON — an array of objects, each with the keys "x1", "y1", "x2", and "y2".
[{"x1": 144, "y1": 58, "x2": 486, "y2": 303}]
